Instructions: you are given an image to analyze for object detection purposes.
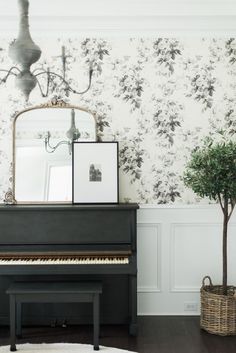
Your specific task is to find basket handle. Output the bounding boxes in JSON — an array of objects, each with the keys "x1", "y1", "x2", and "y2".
[{"x1": 202, "y1": 275, "x2": 213, "y2": 287}]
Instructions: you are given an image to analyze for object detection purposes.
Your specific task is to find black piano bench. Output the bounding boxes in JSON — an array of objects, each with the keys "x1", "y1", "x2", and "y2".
[{"x1": 6, "y1": 281, "x2": 102, "y2": 352}]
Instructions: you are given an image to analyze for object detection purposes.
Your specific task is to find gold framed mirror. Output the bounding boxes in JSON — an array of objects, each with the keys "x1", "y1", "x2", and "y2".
[{"x1": 12, "y1": 98, "x2": 97, "y2": 203}]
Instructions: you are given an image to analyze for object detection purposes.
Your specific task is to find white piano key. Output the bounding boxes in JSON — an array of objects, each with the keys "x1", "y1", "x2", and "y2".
[{"x1": 0, "y1": 256, "x2": 129, "y2": 265}]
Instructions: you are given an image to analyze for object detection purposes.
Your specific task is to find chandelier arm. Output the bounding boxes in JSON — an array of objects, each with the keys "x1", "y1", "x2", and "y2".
[
  {"x1": 66, "y1": 69, "x2": 93, "y2": 94},
  {"x1": 35, "y1": 70, "x2": 51, "y2": 77},
  {"x1": 35, "y1": 76, "x2": 47, "y2": 97},
  {"x1": 53, "y1": 140, "x2": 70, "y2": 149},
  {"x1": 45, "y1": 131, "x2": 71, "y2": 153},
  {"x1": 2, "y1": 66, "x2": 21, "y2": 74},
  {"x1": 35, "y1": 70, "x2": 65, "y2": 96},
  {"x1": 45, "y1": 69, "x2": 50, "y2": 97},
  {"x1": 32, "y1": 67, "x2": 47, "y2": 74},
  {"x1": 0, "y1": 67, "x2": 20, "y2": 82},
  {"x1": 46, "y1": 140, "x2": 70, "y2": 153},
  {"x1": 44, "y1": 145, "x2": 55, "y2": 153},
  {"x1": 34, "y1": 70, "x2": 50, "y2": 97},
  {"x1": 45, "y1": 137, "x2": 58, "y2": 153},
  {"x1": 35, "y1": 69, "x2": 93, "y2": 95}
]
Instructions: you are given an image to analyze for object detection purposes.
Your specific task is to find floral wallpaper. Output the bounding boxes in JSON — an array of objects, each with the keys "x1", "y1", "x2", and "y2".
[{"x1": 0, "y1": 37, "x2": 236, "y2": 204}]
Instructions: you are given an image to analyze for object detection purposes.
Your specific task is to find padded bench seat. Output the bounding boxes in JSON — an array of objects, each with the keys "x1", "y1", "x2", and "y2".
[{"x1": 6, "y1": 281, "x2": 102, "y2": 351}]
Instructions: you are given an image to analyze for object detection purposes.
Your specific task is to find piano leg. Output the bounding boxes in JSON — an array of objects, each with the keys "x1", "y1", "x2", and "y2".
[
  {"x1": 16, "y1": 303, "x2": 22, "y2": 338},
  {"x1": 9, "y1": 294, "x2": 17, "y2": 351},
  {"x1": 129, "y1": 274, "x2": 137, "y2": 336},
  {"x1": 93, "y1": 293, "x2": 100, "y2": 350}
]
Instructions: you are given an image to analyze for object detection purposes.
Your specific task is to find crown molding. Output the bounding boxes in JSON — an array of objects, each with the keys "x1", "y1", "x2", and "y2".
[
  {"x1": 1, "y1": 1, "x2": 236, "y2": 17},
  {"x1": 0, "y1": 15, "x2": 236, "y2": 37}
]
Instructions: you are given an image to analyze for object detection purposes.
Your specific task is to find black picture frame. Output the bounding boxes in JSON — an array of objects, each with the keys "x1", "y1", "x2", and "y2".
[{"x1": 72, "y1": 141, "x2": 119, "y2": 204}]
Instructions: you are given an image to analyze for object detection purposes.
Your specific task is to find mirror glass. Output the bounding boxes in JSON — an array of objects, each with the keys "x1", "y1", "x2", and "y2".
[{"x1": 14, "y1": 106, "x2": 96, "y2": 203}]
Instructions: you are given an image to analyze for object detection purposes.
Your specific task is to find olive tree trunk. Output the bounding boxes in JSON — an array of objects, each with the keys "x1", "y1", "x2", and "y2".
[{"x1": 222, "y1": 200, "x2": 229, "y2": 296}]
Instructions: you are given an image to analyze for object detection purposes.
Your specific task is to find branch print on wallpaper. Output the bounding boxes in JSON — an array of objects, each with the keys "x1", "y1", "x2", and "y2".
[{"x1": 0, "y1": 38, "x2": 236, "y2": 204}]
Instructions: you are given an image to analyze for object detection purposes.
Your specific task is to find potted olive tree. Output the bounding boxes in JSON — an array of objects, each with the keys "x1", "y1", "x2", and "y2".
[{"x1": 183, "y1": 138, "x2": 236, "y2": 335}]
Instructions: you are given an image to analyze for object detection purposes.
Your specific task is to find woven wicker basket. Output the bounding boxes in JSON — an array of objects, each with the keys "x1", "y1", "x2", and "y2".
[{"x1": 200, "y1": 276, "x2": 236, "y2": 336}]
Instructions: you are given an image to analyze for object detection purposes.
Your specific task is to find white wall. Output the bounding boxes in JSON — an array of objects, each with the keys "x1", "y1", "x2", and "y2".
[{"x1": 137, "y1": 205, "x2": 236, "y2": 315}]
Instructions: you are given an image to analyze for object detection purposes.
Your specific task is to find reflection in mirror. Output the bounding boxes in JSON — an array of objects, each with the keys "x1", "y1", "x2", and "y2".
[{"x1": 14, "y1": 106, "x2": 96, "y2": 203}]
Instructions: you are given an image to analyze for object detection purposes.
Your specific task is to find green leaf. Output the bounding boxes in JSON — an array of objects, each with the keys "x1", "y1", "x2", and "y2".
[{"x1": 183, "y1": 140, "x2": 236, "y2": 207}]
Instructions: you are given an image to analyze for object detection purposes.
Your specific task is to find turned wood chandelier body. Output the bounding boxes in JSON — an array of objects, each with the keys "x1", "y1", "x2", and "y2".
[{"x1": 0, "y1": 0, "x2": 93, "y2": 101}]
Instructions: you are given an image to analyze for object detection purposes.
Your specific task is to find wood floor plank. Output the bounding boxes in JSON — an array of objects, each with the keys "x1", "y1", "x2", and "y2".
[{"x1": 0, "y1": 317, "x2": 236, "y2": 353}]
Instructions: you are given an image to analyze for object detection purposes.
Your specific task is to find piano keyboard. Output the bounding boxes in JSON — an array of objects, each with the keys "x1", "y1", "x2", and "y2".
[{"x1": 0, "y1": 256, "x2": 129, "y2": 265}]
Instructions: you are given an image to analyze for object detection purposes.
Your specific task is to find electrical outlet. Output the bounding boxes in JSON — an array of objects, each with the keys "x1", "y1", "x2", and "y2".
[{"x1": 184, "y1": 302, "x2": 198, "y2": 312}]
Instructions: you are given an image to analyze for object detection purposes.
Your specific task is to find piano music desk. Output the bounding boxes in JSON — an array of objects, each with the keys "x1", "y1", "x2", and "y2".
[{"x1": 6, "y1": 281, "x2": 102, "y2": 351}]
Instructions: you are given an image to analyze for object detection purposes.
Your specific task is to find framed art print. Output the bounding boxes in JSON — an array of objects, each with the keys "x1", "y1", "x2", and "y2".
[{"x1": 72, "y1": 142, "x2": 119, "y2": 204}]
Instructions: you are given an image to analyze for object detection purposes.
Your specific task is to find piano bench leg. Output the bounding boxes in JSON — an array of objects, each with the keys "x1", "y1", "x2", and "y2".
[
  {"x1": 9, "y1": 295, "x2": 17, "y2": 352},
  {"x1": 93, "y1": 294, "x2": 100, "y2": 351}
]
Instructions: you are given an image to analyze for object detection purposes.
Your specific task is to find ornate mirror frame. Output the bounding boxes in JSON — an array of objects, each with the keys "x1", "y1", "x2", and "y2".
[{"x1": 9, "y1": 98, "x2": 97, "y2": 204}]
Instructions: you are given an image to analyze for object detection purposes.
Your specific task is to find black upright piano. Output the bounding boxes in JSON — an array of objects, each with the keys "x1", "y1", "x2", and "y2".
[{"x1": 0, "y1": 203, "x2": 138, "y2": 335}]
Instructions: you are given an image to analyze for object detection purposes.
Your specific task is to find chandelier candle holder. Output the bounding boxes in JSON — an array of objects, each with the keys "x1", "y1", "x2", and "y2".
[{"x1": 0, "y1": 0, "x2": 93, "y2": 101}]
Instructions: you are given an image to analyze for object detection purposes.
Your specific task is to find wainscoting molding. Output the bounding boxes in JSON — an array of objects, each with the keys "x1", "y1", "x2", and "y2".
[
  {"x1": 137, "y1": 205, "x2": 236, "y2": 315},
  {"x1": 137, "y1": 223, "x2": 162, "y2": 293}
]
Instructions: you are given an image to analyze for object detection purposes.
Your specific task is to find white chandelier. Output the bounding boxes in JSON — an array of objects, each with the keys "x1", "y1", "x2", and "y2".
[{"x1": 0, "y1": 0, "x2": 93, "y2": 101}]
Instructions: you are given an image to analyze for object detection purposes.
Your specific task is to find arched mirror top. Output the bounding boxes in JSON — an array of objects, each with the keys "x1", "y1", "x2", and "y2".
[
  {"x1": 12, "y1": 98, "x2": 97, "y2": 204},
  {"x1": 13, "y1": 99, "x2": 97, "y2": 139}
]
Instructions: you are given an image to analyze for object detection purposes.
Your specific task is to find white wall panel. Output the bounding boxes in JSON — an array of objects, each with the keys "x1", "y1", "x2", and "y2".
[
  {"x1": 137, "y1": 206, "x2": 236, "y2": 315},
  {"x1": 170, "y1": 223, "x2": 222, "y2": 292},
  {"x1": 137, "y1": 224, "x2": 161, "y2": 293}
]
